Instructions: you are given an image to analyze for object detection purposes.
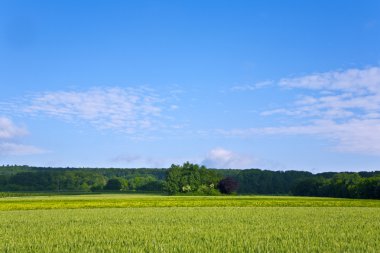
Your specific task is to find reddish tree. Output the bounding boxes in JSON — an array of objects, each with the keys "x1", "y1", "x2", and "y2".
[{"x1": 218, "y1": 177, "x2": 239, "y2": 194}]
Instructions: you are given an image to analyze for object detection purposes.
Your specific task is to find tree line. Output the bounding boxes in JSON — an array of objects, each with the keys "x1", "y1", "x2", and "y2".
[{"x1": 0, "y1": 164, "x2": 379, "y2": 199}]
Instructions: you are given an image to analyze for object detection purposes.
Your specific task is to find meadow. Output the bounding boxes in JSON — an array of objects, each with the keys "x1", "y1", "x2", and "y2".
[{"x1": 0, "y1": 194, "x2": 379, "y2": 252}]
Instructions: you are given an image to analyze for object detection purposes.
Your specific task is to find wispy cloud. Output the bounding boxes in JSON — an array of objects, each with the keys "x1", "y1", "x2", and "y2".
[
  {"x1": 277, "y1": 67, "x2": 380, "y2": 119},
  {"x1": 110, "y1": 154, "x2": 186, "y2": 168},
  {"x1": 231, "y1": 80, "x2": 273, "y2": 91},
  {"x1": 0, "y1": 142, "x2": 46, "y2": 156},
  {"x1": 202, "y1": 147, "x2": 255, "y2": 169},
  {"x1": 22, "y1": 87, "x2": 172, "y2": 134},
  {"x1": 218, "y1": 119, "x2": 380, "y2": 155},
  {"x1": 279, "y1": 66, "x2": 380, "y2": 93},
  {"x1": 223, "y1": 67, "x2": 380, "y2": 156},
  {"x1": 0, "y1": 117, "x2": 28, "y2": 139},
  {"x1": 0, "y1": 117, "x2": 45, "y2": 156},
  {"x1": 111, "y1": 154, "x2": 142, "y2": 164},
  {"x1": 272, "y1": 67, "x2": 380, "y2": 120}
]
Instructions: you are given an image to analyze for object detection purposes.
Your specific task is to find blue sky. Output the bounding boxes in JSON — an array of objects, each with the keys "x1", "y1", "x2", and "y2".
[{"x1": 1, "y1": 0, "x2": 380, "y2": 171}]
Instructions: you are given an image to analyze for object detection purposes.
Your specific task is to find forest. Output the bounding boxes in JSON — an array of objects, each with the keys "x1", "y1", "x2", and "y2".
[{"x1": 0, "y1": 163, "x2": 379, "y2": 199}]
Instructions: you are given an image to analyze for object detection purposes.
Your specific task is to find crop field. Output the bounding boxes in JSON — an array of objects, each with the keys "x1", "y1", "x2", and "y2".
[
  {"x1": 1, "y1": 194, "x2": 380, "y2": 210},
  {"x1": 0, "y1": 194, "x2": 379, "y2": 252}
]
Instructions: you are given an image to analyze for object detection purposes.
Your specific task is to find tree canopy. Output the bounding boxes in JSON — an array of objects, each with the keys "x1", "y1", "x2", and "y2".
[
  {"x1": 0, "y1": 164, "x2": 379, "y2": 199},
  {"x1": 164, "y1": 162, "x2": 222, "y2": 195}
]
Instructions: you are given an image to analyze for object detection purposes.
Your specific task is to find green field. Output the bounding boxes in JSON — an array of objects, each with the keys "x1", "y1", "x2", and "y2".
[{"x1": 0, "y1": 194, "x2": 379, "y2": 252}]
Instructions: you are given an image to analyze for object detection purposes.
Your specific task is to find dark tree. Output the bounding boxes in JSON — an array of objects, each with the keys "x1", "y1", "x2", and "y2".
[
  {"x1": 292, "y1": 177, "x2": 327, "y2": 196},
  {"x1": 104, "y1": 178, "x2": 122, "y2": 190},
  {"x1": 218, "y1": 177, "x2": 239, "y2": 194}
]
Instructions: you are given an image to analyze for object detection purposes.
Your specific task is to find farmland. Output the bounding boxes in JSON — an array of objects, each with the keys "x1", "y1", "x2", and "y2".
[
  {"x1": 0, "y1": 194, "x2": 379, "y2": 252},
  {"x1": 0, "y1": 194, "x2": 380, "y2": 210}
]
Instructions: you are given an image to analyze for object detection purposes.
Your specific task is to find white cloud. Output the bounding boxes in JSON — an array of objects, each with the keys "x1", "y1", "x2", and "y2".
[
  {"x1": 218, "y1": 119, "x2": 380, "y2": 155},
  {"x1": 279, "y1": 66, "x2": 380, "y2": 93},
  {"x1": 110, "y1": 154, "x2": 186, "y2": 168},
  {"x1": 269, "y1": 67, "x2": 380, "y2": 120},
  {"x1": 202, "y1": 147, "x2": 255, "y2": 169},
  {"x1": 223, "y1": 66, "x2": 380, "y2": 156},
  {"x1": 0, "y1": 117, "x2": 45, "y2": 156},
  {"x1": 290, "y1": 68, "x2": 379, "y2": 112},
  {"x1": 23, "y1": 87, "x2": 167, "y2": 133},
  {"x1": 0, "y1": 117, "x2": 28, "y2": 139},
  {"x1": 261, "y1": 92, "x2": 380, "y2": 120},
  {"x1": 321, "y1": 119, "x2": 380, "y2": 154},
  {"x1": 170, "y1": 105, "x2": 179, "y2": 110},
  {"x1": 231, "y1": 81, "x2": 273, "y2": 91},
  {"x1": 111, "y1": 154, "x2": 142, "y2": 164},
  {"x1": 0, "y1": 142, "x2": 46, "y2": 156}
]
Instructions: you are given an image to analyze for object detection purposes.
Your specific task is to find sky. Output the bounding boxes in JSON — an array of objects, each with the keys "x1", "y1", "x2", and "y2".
[{"x1": 1, "y1": 0, "x2": 380, "y2": 172}]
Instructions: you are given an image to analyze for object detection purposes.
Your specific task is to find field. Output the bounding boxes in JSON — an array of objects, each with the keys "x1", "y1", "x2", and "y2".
[{"x1": 0, "y1": 194, "x2": 379, "y2": 252}]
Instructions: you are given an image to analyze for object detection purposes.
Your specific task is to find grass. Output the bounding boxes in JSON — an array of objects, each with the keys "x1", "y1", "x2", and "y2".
[
  {"x1": 1, "y1": 207, "x2": 379, "y2": 252},
  {"x1": 0, "y1": 194, "x2": 379, "y2": 252}
]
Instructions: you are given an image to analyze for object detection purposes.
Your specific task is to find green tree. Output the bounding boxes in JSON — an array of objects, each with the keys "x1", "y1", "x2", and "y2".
[
  {"x1": 164, "y1": 162, "x2": 222, "y2": 195},
  {"x1": 104, "y1": 178, "x2": 122, "y2": 191},
  {"x1": 164, "y1": 164, "x2": 182, "y2": 194}
]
